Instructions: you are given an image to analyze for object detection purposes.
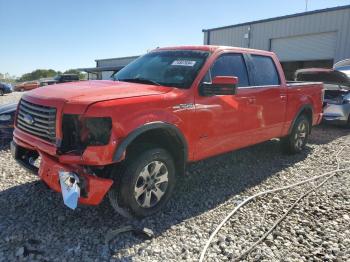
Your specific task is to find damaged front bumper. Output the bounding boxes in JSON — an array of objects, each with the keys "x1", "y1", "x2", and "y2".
[{"x1": 11, "y1": 140, "x2": 114, "y2": 207}]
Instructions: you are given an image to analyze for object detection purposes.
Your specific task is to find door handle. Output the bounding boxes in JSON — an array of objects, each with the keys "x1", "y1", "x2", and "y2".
[
  {"x1": 247, "y1": 97, "x2": 256, "y2": 104},
  {"x1": 280, "y1": 95, "x2": 287, "y2": 101}
]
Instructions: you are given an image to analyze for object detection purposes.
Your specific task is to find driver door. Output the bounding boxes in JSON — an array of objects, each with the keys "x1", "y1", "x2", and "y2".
[{"x1": 194, "y1": 53, "x2": 258, "y2": 160}]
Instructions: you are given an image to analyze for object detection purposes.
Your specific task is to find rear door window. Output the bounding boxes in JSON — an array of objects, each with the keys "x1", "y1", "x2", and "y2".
[
  {"x1": 204, "y1": 53, "x2": 250, "y2": 87},
  {"x1": 251, "y1": 55, "x2": 280, "y2": 86}
]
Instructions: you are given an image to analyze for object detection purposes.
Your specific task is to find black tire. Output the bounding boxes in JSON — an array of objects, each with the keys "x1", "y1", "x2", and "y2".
[
  {"x1": 0, "y1": 89, "x2": 3, "y2": 96},
  {"x1": 281, "y1": 114, "x2": 310, "y2": 154},
  {"x1": 108, "y1": 147, "x2": 176, "y2": 218}
]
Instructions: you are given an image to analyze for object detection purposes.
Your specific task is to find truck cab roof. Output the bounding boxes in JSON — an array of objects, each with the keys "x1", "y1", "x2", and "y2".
[{"x1": 155, "y1": 45, "x2": 275, "y2": 56}]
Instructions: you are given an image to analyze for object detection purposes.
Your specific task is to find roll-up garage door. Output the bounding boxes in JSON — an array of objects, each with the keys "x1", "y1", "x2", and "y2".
[{"x1": 271, "y1": 32, "x2": 337, "y2": 62}]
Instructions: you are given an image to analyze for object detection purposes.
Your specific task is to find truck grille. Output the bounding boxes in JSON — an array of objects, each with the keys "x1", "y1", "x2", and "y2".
[{"x1": 16, "y1": 99, "x2": 57, "y2": 142}]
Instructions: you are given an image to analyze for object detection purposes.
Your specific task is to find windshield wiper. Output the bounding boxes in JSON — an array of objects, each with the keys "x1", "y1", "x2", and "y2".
[{"x1": 118, "y1": 78, "x2": 161, "y2": 86}]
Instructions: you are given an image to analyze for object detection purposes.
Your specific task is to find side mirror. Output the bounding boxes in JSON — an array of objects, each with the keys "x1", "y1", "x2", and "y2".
[
  {"x1": 212, "y1": 76, "x2": 238, "y2": 86},
  {"x1": 200, "y1": 76, "x2": 238, "y2": 96}
]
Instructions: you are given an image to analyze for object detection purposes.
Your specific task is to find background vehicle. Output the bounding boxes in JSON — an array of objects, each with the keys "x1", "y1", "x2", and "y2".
[
  {"x1": 0, "y1": 82, "x2": 13, "y2": 96},
  {"x1": 12, "y1": 46, "x2": 323, "y2": 218},
  {"x1": 14, "y1": 81, "x2": 40, "y2": 92},
  {"x1": 334, "y1": 59, "x2": 350, "y2": 77},
  {"x1": 39, "y1": 78, "x2": 57, "y2": 86},
  {"x1": 0, "y1": 102, "x2": 17, "y2": 145},
  {"x1": 39, "y1": 74, "x2": 80, "y2": 86},
  {"x1": 295, "y1": 67, "x2": 350, "y2": 127},
  {"x1": 53, "y1": 74, "x2": 79, "y2": 83}
]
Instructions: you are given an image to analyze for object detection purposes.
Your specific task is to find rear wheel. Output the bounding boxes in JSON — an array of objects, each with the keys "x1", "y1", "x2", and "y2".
[
  {"x1": 0, "y1": 89, "x2": 3, "y2": 96},
  {"x1": 282, "y1": 115, "x2": 310, "y2": 154},
  {"x1": 108, "y1": 147, "x2": 176, "y2": 218}
]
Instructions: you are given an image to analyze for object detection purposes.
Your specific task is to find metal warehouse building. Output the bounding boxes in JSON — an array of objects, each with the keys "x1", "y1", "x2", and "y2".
[
  {"x1": 79, "y1": 55, "x2": 139, "y2": 80},
  {"x1": 203, "y1": 5, "x2": 350, "y2": 79}
]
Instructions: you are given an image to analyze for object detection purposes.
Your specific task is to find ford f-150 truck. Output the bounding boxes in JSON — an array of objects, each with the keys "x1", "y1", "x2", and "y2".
[{"x1": 12, "y1": 46, "x2": 323, "y2": 218}]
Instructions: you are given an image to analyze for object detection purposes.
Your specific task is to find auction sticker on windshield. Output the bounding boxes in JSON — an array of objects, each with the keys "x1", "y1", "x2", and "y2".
[{"x1": 171, "y1": 60, "x2": 197, "y2": 66}]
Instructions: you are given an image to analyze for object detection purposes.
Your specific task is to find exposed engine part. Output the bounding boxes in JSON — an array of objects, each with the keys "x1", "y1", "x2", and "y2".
[{"x1": 324, "y1": 89, "x2": 350, "y2": 103}]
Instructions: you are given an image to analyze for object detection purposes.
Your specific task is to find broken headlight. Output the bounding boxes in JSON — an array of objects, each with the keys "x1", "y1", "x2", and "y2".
[
  {"x1": 80, "y1": 117, "x2": 112, "y2": 146},
  {"x1": 60, "y1": 115, "x2": 112, "y2": 154}
]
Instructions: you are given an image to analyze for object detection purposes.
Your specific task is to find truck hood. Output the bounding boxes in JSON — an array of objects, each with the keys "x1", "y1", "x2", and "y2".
[{"x1": 23, "y1": 80, "x2": 172, "y2": 104}]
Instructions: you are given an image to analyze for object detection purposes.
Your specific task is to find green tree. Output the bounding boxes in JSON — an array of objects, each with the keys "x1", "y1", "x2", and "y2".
[
  {"x1": 18, "y1": 69, "x2": 58, "y2": 82},
  {"x1": 17, "y1": 68, "x2": 87, "y2": 82}
]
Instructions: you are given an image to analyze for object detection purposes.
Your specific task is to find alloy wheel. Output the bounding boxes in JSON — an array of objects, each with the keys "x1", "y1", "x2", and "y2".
[
  {"x1": 294, "y1": 121, "x2": 308, "y2": 150},
  {"x1": 134, "y1": 160, "x2": 169, "y2": 208}
]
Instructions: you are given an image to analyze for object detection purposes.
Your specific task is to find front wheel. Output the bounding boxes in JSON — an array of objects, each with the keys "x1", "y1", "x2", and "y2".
[
  {"x1": 281, "y1": 115, "x2": 310, "y2": 154},
  {"x1": 108, "y1": 147, "x2": 176, "y2": 218}
]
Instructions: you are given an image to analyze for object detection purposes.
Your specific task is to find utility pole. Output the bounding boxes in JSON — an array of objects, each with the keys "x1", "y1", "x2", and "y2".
[{"x1": 305, "y1": 0, "x2": 309, "y2": 11}]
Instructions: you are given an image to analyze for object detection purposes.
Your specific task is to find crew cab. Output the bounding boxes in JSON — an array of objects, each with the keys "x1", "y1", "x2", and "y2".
[{"x1": 11, "y1": 46, "x2": 323, "y2": 218}]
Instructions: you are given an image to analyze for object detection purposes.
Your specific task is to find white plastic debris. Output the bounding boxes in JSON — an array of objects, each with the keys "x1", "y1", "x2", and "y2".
[{"x1": 59, "y1": 171, "x2": 80, "y2": 210}]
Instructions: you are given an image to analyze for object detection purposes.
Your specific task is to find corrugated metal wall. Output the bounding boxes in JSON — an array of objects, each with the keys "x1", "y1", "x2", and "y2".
[
  {"x1": 271, "y1": 32, "x2": 337, "y2": 61},
  {"x1": 96, "y1": 56, "x2": 139, "y2": 67},
  {"x1": 204, "y1": 7, "x2": 350, "y2": 63}
]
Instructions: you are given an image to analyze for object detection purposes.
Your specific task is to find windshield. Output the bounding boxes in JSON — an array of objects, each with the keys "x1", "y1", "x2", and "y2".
[{"x1": 114, "y1": 50, "x2": 210, "y2": 88}]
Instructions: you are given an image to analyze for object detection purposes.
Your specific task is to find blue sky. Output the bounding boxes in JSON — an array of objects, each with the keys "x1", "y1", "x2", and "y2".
[{"x1": 1, "y1": 0, "x2": 349, "y2": 76}]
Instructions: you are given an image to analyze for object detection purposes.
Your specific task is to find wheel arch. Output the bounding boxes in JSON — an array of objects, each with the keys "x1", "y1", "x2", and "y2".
[
  {"x1": 288, "y1": 104, "x2": 313, "y2": 135},
  {"x1": 113, "y1": 121, "x2": 188, "y2": 176}
]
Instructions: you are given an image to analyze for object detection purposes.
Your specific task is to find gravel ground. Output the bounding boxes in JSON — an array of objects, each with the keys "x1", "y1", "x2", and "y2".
[
  {"x1": 0, "y1": 92, "x2": 349, "y2": 261},
  {"x1": 0, "y1": 92, "x2": 23, "y2": 104}
]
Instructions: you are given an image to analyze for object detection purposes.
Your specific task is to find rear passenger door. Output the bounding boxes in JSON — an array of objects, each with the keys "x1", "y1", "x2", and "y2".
[{"x1": 245, "y1": 54, "x2": 286, "y2": 142}]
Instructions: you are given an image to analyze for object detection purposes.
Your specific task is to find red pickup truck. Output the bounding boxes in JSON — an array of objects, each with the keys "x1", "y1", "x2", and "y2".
[{"x1": 12, "y1": 46, "x2": 323, "y2": 218}]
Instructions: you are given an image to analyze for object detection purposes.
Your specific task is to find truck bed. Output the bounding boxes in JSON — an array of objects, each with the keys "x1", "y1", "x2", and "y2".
[{"x1": 286, "y1": 81, "x2": 323, "y2": 87}]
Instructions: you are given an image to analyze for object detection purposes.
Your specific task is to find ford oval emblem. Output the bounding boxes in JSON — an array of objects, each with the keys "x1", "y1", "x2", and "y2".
[{"x1": 23, "y1": 114, "x2": 34, "y2": 125}]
